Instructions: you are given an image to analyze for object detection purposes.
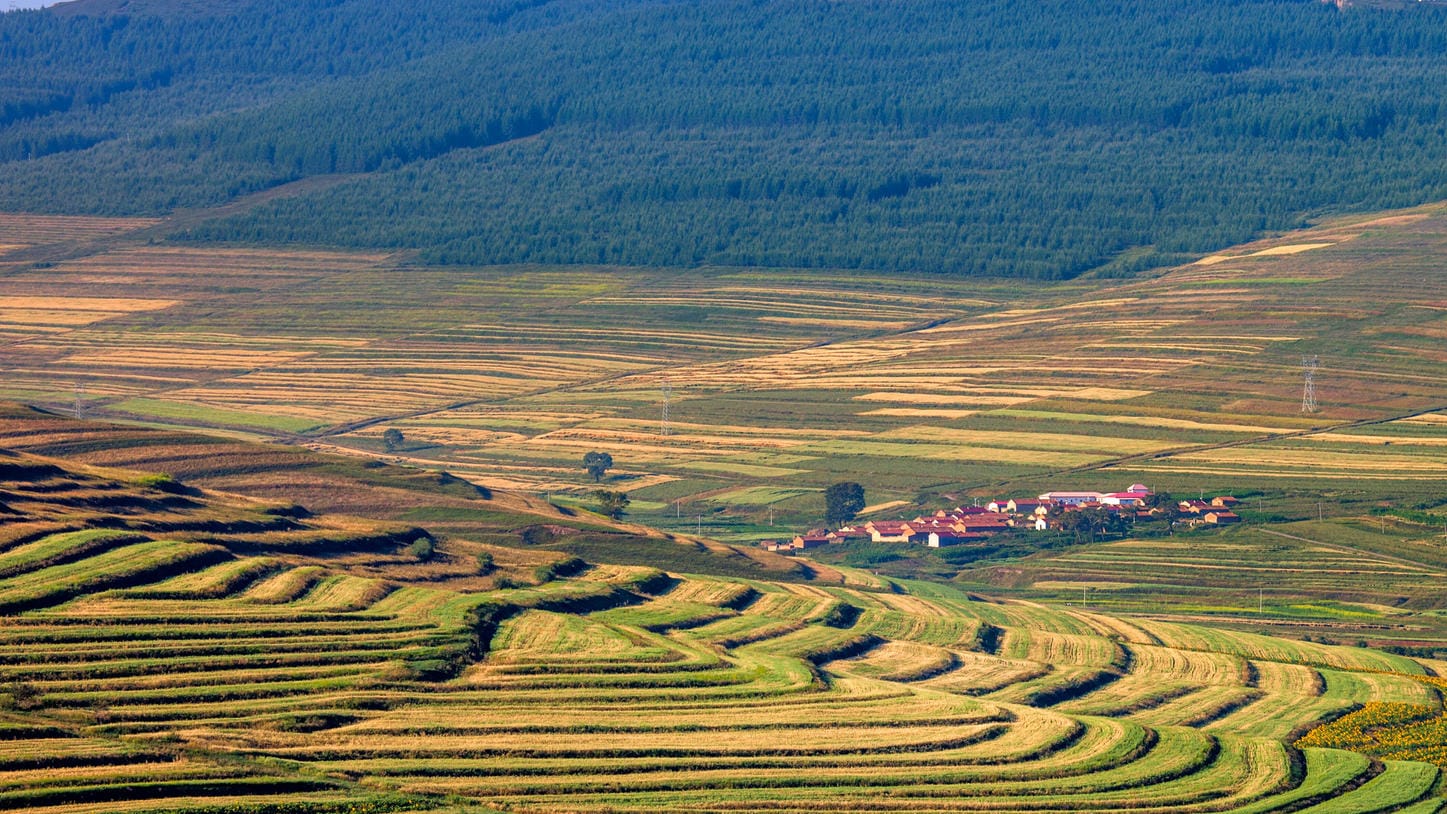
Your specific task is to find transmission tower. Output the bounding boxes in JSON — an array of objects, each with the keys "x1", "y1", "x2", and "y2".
[
  {"x1": 1300, "y1": 355, "x2": 1318, "y2": 413},
  {"x1": 74, "y1": 383, "x2": 85, "y2": 419},
  {"x1": 660, "y1": 378, "x2": 672, "y2": 436}
]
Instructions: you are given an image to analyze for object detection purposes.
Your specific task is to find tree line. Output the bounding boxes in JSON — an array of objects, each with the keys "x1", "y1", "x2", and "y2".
[{"x1": 3, "y1": 0, "x2": 1447, "y2": 277}]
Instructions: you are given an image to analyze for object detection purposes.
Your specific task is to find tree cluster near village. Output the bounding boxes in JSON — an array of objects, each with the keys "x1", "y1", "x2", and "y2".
[{"x1": 4, "y1": 1, "x2": 1447, "y2": 277}]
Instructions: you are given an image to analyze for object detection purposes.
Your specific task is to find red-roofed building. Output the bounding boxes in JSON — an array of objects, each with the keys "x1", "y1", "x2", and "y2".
[
  {"x1": 865, "y1": 521, "x2": 913, "y2": 543},
  {"x1": 1007, "y1": 498, "x2": 1046, "y2": 514},
  {"x1": 1039, "y1": 491, "x2": 1105, "y2": 506},
  {"x1": 926, "y1": 531, "x2": 990, "y2": 548},
  {"x1": 791, "y1": 531, "x2": 834, "y2": 549}
]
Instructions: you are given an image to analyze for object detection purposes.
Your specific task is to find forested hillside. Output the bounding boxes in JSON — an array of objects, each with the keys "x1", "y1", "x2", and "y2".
[{"x1": 4, "y1": 0, "x2": 1447, "y2": 276}]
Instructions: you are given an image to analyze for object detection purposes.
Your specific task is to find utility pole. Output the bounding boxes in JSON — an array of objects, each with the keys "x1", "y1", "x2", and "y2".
[
  {"x1": 1259, "y1": 587, "x2": 1264, "y2": 614},
  {"x1": 697, "y1": 514, "x2": 702, "y2": 537},
  {"x1": 660, "y1": 378, "x2": 672, "y2": 437}
]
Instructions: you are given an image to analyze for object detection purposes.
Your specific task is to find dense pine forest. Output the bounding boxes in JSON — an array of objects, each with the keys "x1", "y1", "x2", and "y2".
[{"x1": 4, "y1": 0, "x2": 1447, "y2": 276}]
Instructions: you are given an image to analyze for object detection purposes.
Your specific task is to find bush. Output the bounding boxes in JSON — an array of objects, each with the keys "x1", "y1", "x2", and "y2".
[
  {"x1": 518, "y1": 525, "x2": 557, "y2": 545},
  {"x1": 475, "y1": 551, "x2": 495, "y2": 575},
  {"x1": 408, "y1": 536, "x2": 435, "y2": 561},
  {"x1": 0, "y1": 681, "x2": 41, "y2": 710},
  {"x1": 133, "y1": 473, "x2": 188, "y2": 494}
]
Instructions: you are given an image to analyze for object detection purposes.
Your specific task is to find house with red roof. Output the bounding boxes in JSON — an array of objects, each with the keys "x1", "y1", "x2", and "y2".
[
  {"x1": 925, "y1": 530, "x2": 990, "y2": 548},
  {"x1": 865, "y1": 520, "x2": 914, "y2": 543}
]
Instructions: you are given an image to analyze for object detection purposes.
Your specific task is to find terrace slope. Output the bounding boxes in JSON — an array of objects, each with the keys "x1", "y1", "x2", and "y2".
[
  {"x1": 0, "y1": 441, "x2": 1443, "y2": 811},
  {"x1": 0, "y1": 404, "x2": 810, "y2": 581}
]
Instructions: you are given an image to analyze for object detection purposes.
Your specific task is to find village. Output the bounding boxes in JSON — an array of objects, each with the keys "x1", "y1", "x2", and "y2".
[{"x1": 763, "y1": 484, "x2": 1243, "y2": 554}]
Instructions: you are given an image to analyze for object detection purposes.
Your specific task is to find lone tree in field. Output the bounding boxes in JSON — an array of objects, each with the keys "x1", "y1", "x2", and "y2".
[
  {"x1": 824, "y1": 482, "x2": 866, "y2": 527},
  {"x1": 593, "y1": 489, "x2": 630, "y2": 520},
  {"x1": 381, "y1": 428, "x2": 405, "y2": 452},
  {"x1": 583, "y1": 451, "x2": 613, "y2": 482}
]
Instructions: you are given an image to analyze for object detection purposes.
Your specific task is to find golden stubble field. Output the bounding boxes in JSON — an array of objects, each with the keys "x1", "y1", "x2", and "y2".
[{"x1": 2, "y1": 206, "x2": 1446, "y2": 518}]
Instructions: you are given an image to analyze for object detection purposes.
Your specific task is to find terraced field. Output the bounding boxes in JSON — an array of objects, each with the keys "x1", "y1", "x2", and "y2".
[{"x1": 0, "y1": 442, "x2": 1443, "y2": 812}]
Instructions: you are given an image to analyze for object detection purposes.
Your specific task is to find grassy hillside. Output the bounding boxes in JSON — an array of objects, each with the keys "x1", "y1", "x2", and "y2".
[
  {"x1": 4, "y1": 1, "x2": 1447, "y2": 275},
  {"x1": 0, "y1": 441, "x2": 1443, "y2": 811}
]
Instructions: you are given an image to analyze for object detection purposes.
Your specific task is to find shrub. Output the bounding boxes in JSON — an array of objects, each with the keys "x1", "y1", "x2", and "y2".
[
  {"x1": 408, "y1": 537, "x2": 435, "y2": 561},
  {"x1": 0, "y1": 681, "x2": 41, "y2": 710}
]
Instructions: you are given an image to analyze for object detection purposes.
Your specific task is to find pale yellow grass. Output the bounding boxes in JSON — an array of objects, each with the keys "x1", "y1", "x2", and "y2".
[
  {"x1": 1251, "y1": 661, "x2": 1324, "y2": 696},
  {"x1": 876, "y1": 425, "x2": 1174, "y2": 455},
  {"x1": 859, "y1": 500, "x2": 911, "y2": 516},
  {"x1": 1089, "y1": 342, "x2": 1264, "y2": 354},
  {"x1": 275, "y1": 725, "x2": 982, "y2": 755},
  {"x1": 1172, "y1": 448, "x2": 1447, "y2": 471},
  {"x1": 467, "y1": 322, "x2": 789, "y2": 347},
  {"x1": 993, "y1": 410, "x2": 1298, "y2": 434},
  {"x1": 1031, "y1": 581, "x2": 1137, "y2": 591},
  {"x1": 757, "y1": 316, "x2": 915, "y2": 328},
  {"x1": 0, "y1": 296, "x2": 178, "y2": 311},
  {"x1": 1130, "y1": 464, "x2": 1447, "y2": 480},
  {"x1": 799, "y1": 439, "x2": 1099, "y2": 467},
  {"x1": 584, "y1": 418, "x2": 868, "y2": 438},
  {"x1": 1249, "y1": 242, "x2": 1336, "y2": 257},
  {"x1": 611, "y1": 473, "x2": 679, "y2": 492},
  {"x1": 1070, "y1": 387, "x2": 1153, "y2": 400},
  {"x1": 853, "y1": 392, "x2": 1035, "y2": 406},
  {"x1": 1305, "y1": 432, "x2": 1447, "y2": 447},
  {"x1": 510, "y1": 437, "x2": 738, "y2": 458},
  {"x1": 709, "y1": 285, "x2": 980, "y2": 308},
  {"x1": 859, "y1": 408, "x2": 980, "y2": 419},
  {"x1": 920, "y1": 651, "x2": 1049, "y2": 695},
  {"x1": 0, "y1": 309, "x2": 127, "y2": 327},
  {"x1": 1128, "y1": 644, "x2": 1244, "y2": 686},
  {"x1": 529, "y1": 428, "x2": 809, "y2": 450},
  {"x1": 916, "y1": 315, "x2": 1070, "y2": 334},
  {"x1": 57, "y1": 348, "x2": 312, "y2": 368},
  {"x1": 362, "y1": 426, "x2": 526, "y2": 446},
  {"x1": 1400, "y1": 413, "x2": 1447, "y2": 425}
]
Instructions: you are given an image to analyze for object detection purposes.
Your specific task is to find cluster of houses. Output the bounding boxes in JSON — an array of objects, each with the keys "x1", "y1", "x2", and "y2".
[{"x1": 762, "y1": 484, "x2": 1243, "y2": 553}]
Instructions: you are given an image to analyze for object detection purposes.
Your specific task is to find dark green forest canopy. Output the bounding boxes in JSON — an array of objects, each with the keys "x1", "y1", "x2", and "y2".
[{"x1": 4, "y1": 0, "x2": 1447, "y2": 277}]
